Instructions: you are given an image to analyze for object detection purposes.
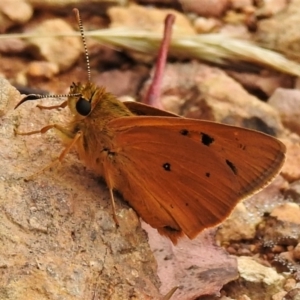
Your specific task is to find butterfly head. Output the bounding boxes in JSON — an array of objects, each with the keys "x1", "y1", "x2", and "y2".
[
  {"x1": 67, "y1": 82, "x2": 127, "y2": 120},
  {"x1": 67, "y1": 81, "x2": 100, "y2": 118}
]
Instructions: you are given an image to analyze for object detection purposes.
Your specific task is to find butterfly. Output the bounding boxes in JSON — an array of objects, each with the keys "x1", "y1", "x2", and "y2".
[
  {"x1": 15, "y1": 79, "x2": 286, "y2": 244},
  {"x1": 14, "y1": 9, "x2": 286, "y2": 244}
]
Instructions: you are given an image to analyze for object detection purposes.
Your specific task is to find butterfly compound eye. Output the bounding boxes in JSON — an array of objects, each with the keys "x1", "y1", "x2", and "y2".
[{"x1": 76, "y1": 97, "x2": 91, "y2": 116}]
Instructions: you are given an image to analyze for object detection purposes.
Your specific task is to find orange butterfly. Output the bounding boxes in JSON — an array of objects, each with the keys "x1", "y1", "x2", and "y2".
[
  {"x1": 15, "y1": 9, "x2": 285, "y2": 244},
  {"x1": 15, "y1": 80, "x2": 285, "y2": 243}
]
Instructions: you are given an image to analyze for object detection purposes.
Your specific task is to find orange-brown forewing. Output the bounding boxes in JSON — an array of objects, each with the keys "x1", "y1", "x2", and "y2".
[{"x1": 81, "y1": 115, "x2": 285, "y2": 244}]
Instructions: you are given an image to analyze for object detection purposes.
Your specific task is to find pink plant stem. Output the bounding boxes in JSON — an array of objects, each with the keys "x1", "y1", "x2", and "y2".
[{"x1": 144, "y1": 14, "x2": 175, "y2": 109}]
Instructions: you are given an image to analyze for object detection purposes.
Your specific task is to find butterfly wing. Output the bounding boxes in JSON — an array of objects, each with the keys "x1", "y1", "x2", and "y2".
[
  {"x1": 123, "y1": 101, "x2": 179, "y2": 117},
  {"x1": 103, "y1": 117, "x2": 285, "y2": 243}
]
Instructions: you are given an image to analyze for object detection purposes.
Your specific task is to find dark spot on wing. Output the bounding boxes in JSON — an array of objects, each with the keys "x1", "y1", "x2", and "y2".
[
  {"x1": 164, "y1": 226, "x2": 180, "y2": 232},
  {"x1": 180, "y1": 129, "x2": 189, "y2": 136},
  {"x1": 163, "y1": 163, "x2": 171, "y2": 171},
  {"x1": 200, "y1": 132, "x2": 214, "y2": 146},
  {"x1": 205, "y1": 172, "x2": 210, "y2": 178},
  {"x1": 226, "y1": 159, "x2": 238, "y2": 175}
]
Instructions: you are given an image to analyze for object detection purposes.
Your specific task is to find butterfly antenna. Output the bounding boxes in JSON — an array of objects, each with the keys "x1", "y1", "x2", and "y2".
[
  {"x1": 14, "y1": 92, "x2": 81, "y2": 109},
  {"x1": 73, "y1": 8, "x2": 91, "y2": 83},
  {"x1": 15, "y1": 9, "x2": 90, "y2": 110}
]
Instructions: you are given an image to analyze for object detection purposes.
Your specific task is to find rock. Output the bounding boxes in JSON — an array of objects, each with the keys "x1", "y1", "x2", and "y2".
[
  {"x1": 217, "y1": 176, "x2": 287, "y2": 243},
  {"x1": 0, "y1": 79, "x2": 162, "y2": 299},
  {"x1": 284, "y1": 277, "x2": 297, "y2": 291},
  {"x1": 230, "y1": 0, "x2": 253, "y2": 10},
  {"x1": 93, "y1": 67, "x2": 149, "y2": 97},
  {"x1": 271, "y1": 203, "x2": 300, "y2": 224},
  {"x1": 255, "y1": 0, "x2": 300, "y2": 61},
  {"x1": 27, "y1": 0, "x2": 126, "y2": 11},
  {"x1": 26, "y1": 19, "x2": 82, "y2": 72},
  {"x1": 256, "y1": 0, "x2": 288, "y2": 17},
  {"x1": 227, "y1": 72, "x2": 293, "y2": 98},
  {"x1": 284, "y1": 179, "x2": 300, "y2": 204},
  {"x1": 143, "y1": 223, "x2": 238, "y2": 299},
  {"x1": 269, "y1": 89, "x2": 300, "y2": 135},
  {"x1": 0, "y1": 76, "x2": 21, "y2": 116},
  {"x1": 107, "y1": 3, "x2": 195, "y2": 63},
  {"x1": 0, "y1": 0, "x2": 33, "y2": 32},
  {"x1": 141, "y1": 62, "x2": 285, "y2": 136},
  {"x1": 193, "y1": 17, "x2": 221, "y2": 33},
  {"x1": 216, "y1": 203, "x2": 258, "y2": 242},
  {"x1": 258, "y1": 203, "x2": 300, "y2": 243},
  {"x1": 26, "y1": 61, "x2": 59, "y2": 79},
  {"x1": 272, "y1": 291, "x2": 288, "y2": 300},
  {"x1": 0, "y1": 38, "x2": 27, "y2": 54},
  {"x1": 293, "y1": 243, "x2": 300, "y2": 260},
  {"x1": 225, "y1": 256, "x2": 285, "y2": 299},
  {"x1": 281, "y1": 136, "x2": 300, "y2": 182},
  {"x1": 284, "y1": 288, "x2": 300, "y2": 300},
  {"x1": 180, "y1": 0, "x2": 230, "y2": 18},
  {"x1": 108, "y1": 4, "x2": 195, "y2": 35}
]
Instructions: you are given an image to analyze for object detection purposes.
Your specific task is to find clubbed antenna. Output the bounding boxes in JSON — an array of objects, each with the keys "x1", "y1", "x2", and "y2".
[
  {"x1": 15, "y1": 9, "x2": 91, "y2": 110},
  {"x1": 73, "y1": 8, "x2": 91, "y2": 83}
]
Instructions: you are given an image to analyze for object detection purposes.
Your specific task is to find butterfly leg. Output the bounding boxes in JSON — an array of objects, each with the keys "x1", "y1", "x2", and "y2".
[
  {"x1": 109, "y1": 188, "x2": 119, "y2": 227},
  {"x1": 15, "y1": 123, "x2": 74, "y2": 138},
  {"x1": 162, "y1": 286, "x2": 178, "y2": 300},
  {"x1": 100, "y1": 158, "x2": 120, "y2": 227},
  {"x1": 15, "y1": 124, "x2": 81, "y2": 179},
  {"x1": 29, "y1": 131, "x2": 82, "y2": 180},
  {"x1": 36, "y1": 100, "x2": 68, "y2": 110}
]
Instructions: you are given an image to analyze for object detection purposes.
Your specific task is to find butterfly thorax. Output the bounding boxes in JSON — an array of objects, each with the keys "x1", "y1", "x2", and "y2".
[{"x1": 67, "y1": 82, "x2": 134, "y2": 176}]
